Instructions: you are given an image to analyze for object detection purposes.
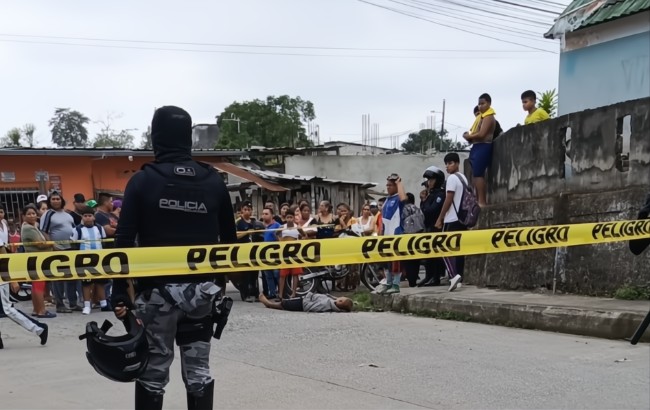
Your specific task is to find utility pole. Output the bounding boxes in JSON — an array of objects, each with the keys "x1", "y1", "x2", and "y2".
[
  {"x1": 223, "y1": 113, "x2": 241, "y2": 133},
  {"x1": 440, "y1": 99, "x2": 446, "y2": 136}
]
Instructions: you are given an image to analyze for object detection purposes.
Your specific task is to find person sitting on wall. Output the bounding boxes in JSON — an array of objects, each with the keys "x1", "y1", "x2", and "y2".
[{"x1": 463, "y1": 93, "x2": 497, "y2": 207}]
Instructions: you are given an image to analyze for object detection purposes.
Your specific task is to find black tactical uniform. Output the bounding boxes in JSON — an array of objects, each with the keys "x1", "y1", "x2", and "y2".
[{"x1": 112, "y1": 106, "x2": 237, "y2": 410}]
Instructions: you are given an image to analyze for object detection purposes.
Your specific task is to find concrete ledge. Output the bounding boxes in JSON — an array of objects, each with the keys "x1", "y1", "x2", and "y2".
[{"x1": 370, "y1": 286, "x2": 650, "y2": 342}]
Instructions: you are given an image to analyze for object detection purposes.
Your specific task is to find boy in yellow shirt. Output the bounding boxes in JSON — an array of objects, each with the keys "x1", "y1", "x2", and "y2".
[{"x1": 521, "y1": 90, "x2": 550, "y2": 125}]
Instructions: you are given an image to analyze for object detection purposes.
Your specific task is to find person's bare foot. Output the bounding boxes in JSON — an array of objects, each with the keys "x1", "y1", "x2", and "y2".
[
  {"x1": 290, "y1": 293, "x2": 297, "y2": 299},
  {"x1": 258, "y1": 293, "x2": 269, "y2": 304}
]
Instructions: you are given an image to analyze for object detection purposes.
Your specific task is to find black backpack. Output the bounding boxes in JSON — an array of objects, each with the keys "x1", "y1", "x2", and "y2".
[{"x1": 492, "y1": 120, "x2": 503, "y2": 140}]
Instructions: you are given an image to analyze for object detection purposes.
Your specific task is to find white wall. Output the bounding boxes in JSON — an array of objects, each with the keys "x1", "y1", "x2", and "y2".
[
  {"x1": 323, "y1": 142, "x2": 396, "y2": 156},
  {"x1": 285, "y1": 152, "x2": 469, "y2": 203}
]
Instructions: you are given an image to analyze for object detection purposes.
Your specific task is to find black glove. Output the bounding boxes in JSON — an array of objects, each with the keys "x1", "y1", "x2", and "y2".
[{"x1": 110, "y1": 279, "x2": 135, "y2": 311}]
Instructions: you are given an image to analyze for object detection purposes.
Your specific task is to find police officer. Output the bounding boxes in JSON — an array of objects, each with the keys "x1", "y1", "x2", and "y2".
[
  {"x1": 418, "y1": 166, "x2": 446, "y2": 286},
  {"x1": 112, "y1": 106, "x2": 237, "y2": 410}
]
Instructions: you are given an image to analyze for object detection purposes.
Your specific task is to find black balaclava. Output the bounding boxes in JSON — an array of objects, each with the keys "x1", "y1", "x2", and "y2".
[{"x1": 151, "y1": 106, "x2": 193, "y2": 163}]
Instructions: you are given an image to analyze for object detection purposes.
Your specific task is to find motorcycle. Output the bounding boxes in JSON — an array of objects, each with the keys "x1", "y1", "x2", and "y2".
[
  {"x1": 282, "y1": 226, "x2": 363, "y2": 298},
  {"x1": 9, "y1": 282, "x2": 32, "y2": 303}
]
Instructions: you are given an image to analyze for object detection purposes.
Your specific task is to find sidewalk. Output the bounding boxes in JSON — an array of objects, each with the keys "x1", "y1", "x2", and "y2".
[{"x1": 370, "y1": 285, "x2": 650, "y2": 342}]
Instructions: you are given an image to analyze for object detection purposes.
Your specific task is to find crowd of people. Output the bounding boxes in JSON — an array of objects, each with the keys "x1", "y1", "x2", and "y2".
[{"x1": 0, "y1": 91, "x2": 549, "y2": 350}]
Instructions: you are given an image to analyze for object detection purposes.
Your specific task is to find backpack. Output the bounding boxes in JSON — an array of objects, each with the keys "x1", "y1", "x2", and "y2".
[
  {"x1": 492, "y1": 120, "x2": 503, "y2": 140},
  {"x1": 402, "y1": 203, "x2": 425, "y2": 234},
  {"x1": 451, "y1": 174, "x2": 481, "y2": 228}
]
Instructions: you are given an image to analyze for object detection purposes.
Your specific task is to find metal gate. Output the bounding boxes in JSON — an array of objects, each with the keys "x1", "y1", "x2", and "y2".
[{"x1": 0, "y1": 188, "x2": 39, "y2": 222}]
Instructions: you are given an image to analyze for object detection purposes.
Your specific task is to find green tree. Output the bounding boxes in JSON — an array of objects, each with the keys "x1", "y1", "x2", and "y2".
[
  {"x1": 139, "y1": 128, "x2": 152, "y2": 149},
  {"x1": 93, "y1": 129, "x2": 135, "y2": 148},
  {"x1": 216, "y1": 95, "x2": 316, "y2": 149},
  {"x1": 22, "y1": 123, "x2": 36, "y2": 147},
  {"x1": 401, "y1": 129, "x2": 466, "y2": 153},
  {"x1": 1, "y1": 127, "x2": 23, "y2": 147},
  {"x1": 92, "y1": 114, "x2": 135, "y2": 148},
  {"x1": 49, "y1": 108, "x2": 90, "y2": 147},
  {"x1": 537, "y1": 89, "x2": 558, "y2": 118}
]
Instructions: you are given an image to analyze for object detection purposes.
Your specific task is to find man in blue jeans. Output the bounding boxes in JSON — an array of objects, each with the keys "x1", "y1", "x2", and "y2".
[{"x1": 261, "y1": 208, "x2": 281, "y2": 299}]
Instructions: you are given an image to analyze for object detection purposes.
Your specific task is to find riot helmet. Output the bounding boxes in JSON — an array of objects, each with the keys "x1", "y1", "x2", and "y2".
[{"x1": 79, "y1": 311, "x2": 149, "y2": 383}]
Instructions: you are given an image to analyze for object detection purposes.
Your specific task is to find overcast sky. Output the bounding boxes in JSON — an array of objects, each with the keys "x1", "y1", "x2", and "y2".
[{"x1": 0, "y1": 0, "x2": 570, "y2": 149}]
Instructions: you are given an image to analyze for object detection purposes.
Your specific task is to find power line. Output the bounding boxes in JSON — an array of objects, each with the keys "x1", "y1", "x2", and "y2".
[
  {"x1": 357, "y1": 0, "x2": 557, "y2": 53},
  {"x1": 486, "y1": 0, "x2": 560, "y2": 14},
  {"x1": 408, "y1": 0, "x2": 551, "y2": 28},
  {"x1": 525, "y1": 0, "x2": 568, "y2": 9},
  {"x1": 0, "y1": 33, "x2": 543, "y2": 53},
  {"x1": 439, "y1": 0, "x2": 557, "y2": 19},
  {"x1": 389, "y1": 0, "x2": 555, "y2": 43},
  {"x1": 0, "y1": 38, "x2": 549, "y2": 59}
]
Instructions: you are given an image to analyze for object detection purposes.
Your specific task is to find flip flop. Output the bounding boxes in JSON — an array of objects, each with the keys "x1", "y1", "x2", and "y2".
[{"x1": 36, "y1": 311, "x2": 57, "y2": 318}]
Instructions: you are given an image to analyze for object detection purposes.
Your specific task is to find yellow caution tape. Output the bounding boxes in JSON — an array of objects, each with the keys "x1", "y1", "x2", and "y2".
[
  {"x1": 1, "y1": 220, "x2": 647, "y2": 283},
  {"x1": 11, "y1": 238, "x2": 115, "y2": 247}
]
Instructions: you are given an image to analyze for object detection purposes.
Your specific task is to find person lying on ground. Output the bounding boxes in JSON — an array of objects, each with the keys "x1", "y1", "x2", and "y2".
[{"x1": 259, "y1": 292, "x2": 353, "y2": 313}]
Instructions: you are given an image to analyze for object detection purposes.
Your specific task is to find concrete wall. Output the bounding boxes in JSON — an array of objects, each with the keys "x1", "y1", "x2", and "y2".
[
  {"x1": 559, "y1": 12, "x2": 650, "y2": 116},
  {"x1": 285, "y1": 152, "x2": 469, "y2": 208},
  {"x1": 465, "y1": 97, "x2": 650, "y2": 295}
]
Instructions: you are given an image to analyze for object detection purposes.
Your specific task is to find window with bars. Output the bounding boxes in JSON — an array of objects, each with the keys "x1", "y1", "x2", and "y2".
[{"x1": 0, "y1": 187, "x2": 40, "y2": 222}]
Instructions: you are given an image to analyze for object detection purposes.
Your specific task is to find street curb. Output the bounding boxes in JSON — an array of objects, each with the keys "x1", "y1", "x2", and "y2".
[{"x1": 370, "y1": 293, "x2": 650, "y2": 342}]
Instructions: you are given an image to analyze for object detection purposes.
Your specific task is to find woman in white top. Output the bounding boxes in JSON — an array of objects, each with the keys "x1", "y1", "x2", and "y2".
[{"x1": 357, "y1": 203, "x2": 377, "y2": 236}]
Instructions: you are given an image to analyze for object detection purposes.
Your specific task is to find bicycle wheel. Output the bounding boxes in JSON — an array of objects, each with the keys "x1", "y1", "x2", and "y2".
[{"x1": 360, "y1": 263, "x2": 384, "y2": 291}]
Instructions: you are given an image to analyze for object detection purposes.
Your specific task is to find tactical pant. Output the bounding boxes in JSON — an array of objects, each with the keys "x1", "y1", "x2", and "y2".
[{"x1": 135, "y1": 285, "x2": 215, "y2": 396}]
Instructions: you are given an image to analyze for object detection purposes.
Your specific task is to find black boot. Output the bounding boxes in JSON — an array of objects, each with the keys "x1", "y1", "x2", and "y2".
[
  {"x1": 187, "y1": 380, "x2": 214, "y2": 410},
  {"x1": 135, "y1": 381, "x2": 163, "y2": 410}
]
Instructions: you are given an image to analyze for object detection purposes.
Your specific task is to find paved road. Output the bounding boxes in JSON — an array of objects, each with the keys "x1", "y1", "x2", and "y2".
[{"x1": 1, "y1": 291, "x2": 648, "y2": 409}]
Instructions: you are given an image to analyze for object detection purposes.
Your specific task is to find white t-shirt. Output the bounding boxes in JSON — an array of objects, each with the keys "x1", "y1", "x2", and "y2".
[
  {"x1": 444, "y1": 173, "x2": 468, "y2": 224},
  {"x1": 0, "y1": 219, "x2": 8, "y2": 246},
  {"x1": 280, "y1": 224, "x2": 300, "y2": 239}
]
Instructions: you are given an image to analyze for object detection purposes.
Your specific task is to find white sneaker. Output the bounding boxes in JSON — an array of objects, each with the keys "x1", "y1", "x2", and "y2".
[
  {"x1": 82, "y1": 306, "x2": 91, "y2": 315},
  {"x1": 372, "y1": 284, "x2": 390, "y2": 294},
  {"x1": 448, "y1": 274, "x2": 462, "y2": 292}
]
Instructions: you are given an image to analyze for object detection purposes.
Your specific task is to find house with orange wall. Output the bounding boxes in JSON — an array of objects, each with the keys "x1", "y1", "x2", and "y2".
[
  {"x1": 0, "y1": 145, "x2": 371, "y2": 222},
  {"x1": 0, "y1": 147, "x2": 243, "y2": 220}
]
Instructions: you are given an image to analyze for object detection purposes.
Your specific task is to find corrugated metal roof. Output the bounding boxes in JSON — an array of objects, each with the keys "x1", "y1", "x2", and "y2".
[
  {"x1": 582, "y1": 0, "x2": 650, "y2": 27},
  {"x1": 211, "y1": 162, "x2": 289, "y2": 192},
  {"x1": 247, "y1": 168, "x2": 376, "y2": 187},
  {"x1": 0, "y1": 147, "x2": 250, "y2": 157},
  {"x1": 545, "y1": 0, "x2": 650, "y2": 38}
]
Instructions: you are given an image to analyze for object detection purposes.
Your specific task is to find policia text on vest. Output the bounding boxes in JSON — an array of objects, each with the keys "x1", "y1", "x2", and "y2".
[{"x1": 1, "y1": 220, "x2": 649, "y2": 283}]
